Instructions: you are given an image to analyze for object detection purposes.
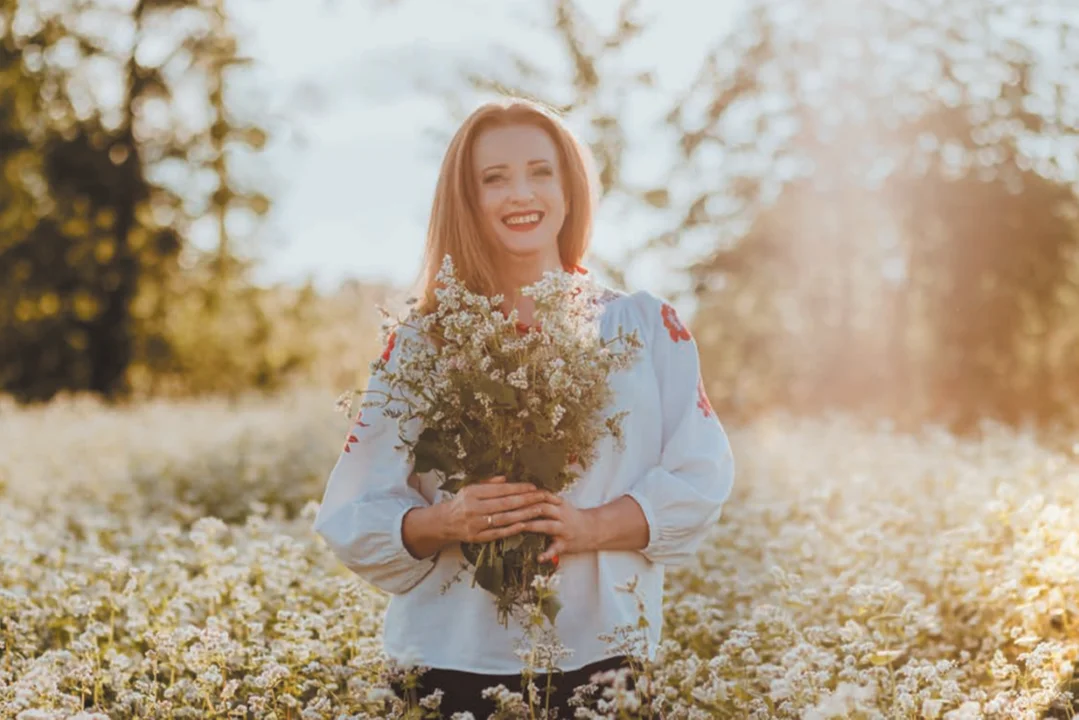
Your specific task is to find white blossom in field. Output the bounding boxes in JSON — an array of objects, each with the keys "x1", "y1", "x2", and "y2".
[{"x1": 2, "y1": 380, "x2": 1079, "y2": 717}]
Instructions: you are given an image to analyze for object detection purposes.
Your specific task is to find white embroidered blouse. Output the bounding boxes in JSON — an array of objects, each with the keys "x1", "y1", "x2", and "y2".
[{"x1": 312, "y1": 284, "x2": 735, "y2": 674}]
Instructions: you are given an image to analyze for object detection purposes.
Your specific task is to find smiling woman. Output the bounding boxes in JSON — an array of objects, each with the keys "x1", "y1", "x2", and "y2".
[
  {"x1": 474, "y1": 124, "x2": 565, "y2": 245},
  {"x1": 415, "y1": 98, "x2": 596, "y2": 323},
  {"x1": 312, "y1": 96, "x2": 735, "y2": 718}
]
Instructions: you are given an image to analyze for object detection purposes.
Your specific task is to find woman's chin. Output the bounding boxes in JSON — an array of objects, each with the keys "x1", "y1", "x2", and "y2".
[{"x1": 495, "y1": 232, "x2": 560, "y2": 258}]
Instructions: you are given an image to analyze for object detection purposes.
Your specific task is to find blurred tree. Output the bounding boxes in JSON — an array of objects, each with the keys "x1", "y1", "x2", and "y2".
[
  {"x1": 369, "y1": 0, "x2": 1079, "y2": 431},
  {"x1": 664, "y1": 0, "x2": 1079, "y2": 431},
  {"x1": 0, "y1": 0, "x2": 298, "y2": 402},
  {"x1": 1, "y1": 1, "x2": 179, "y2": 401}
]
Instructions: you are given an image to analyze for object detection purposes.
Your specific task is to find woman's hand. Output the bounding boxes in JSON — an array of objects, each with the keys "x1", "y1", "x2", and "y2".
[
  {"x1": 442, "y1": 475, "x2": 559, "y2": 544},
  {"x1": 520, "y1": 498, "x2": 596, "y2": 563}
]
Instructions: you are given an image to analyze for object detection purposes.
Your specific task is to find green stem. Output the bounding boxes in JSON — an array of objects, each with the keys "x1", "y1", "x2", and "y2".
[{"x1": 544, "y1": 669, "x2": 554, "y2": 718}]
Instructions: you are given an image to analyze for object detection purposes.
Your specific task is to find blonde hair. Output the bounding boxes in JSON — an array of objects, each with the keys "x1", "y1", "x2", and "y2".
[{"x1": 414, "y1": 97, "x2": 597, "y2": 313}]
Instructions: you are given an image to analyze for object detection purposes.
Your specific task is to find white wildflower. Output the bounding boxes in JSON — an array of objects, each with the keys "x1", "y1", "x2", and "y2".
[{"x1": 507, "y1": 366, "x2": 528, "y2": 390}]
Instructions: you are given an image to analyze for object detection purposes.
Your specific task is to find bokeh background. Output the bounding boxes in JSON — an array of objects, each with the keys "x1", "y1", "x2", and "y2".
[
  {"x1": 5, "y1": 0, "x2": 1078, "y2": 435},
  {"x1": 6, "y1": 2, "x2": 1079, "y2": 718}
]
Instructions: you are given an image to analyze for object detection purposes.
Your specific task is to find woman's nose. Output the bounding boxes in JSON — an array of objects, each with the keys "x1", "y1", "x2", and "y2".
[{"x1": 510, "y1": 176, "x2": 534, "y2": 202}]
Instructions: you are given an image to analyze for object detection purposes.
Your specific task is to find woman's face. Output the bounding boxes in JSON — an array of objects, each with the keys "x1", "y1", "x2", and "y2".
[{"x1": 472, "y1": 123, "x2": 567, "y2": 261}]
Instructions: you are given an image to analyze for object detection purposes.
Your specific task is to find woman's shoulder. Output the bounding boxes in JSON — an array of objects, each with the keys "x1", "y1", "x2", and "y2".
[{"x1": 598, "y1": 286, "x2": 676, "y2": 330}]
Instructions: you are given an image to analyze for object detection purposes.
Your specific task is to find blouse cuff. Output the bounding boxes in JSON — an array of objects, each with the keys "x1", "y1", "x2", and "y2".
[
  {"x1": 392, "y1": 502, "x2": 425, "y2": 561},
  {"x1": 623, "y1": 489, "x2": 660, "y2": 562},
  {"x1": 314, "y1": 495, "x2": 438, "y2": 595},
  {"x1": 621, "y1": 459, "x2": 729, "y2": 566}
]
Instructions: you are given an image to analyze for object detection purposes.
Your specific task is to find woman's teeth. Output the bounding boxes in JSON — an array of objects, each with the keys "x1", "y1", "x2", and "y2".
[{"x1": 504, "y1": 212, "x2": 542, "y2": 227}]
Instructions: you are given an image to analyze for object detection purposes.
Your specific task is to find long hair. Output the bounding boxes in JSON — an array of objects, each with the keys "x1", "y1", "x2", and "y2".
[{"x1": 413, "y1": 97, "x2": 597, "y2": 314}]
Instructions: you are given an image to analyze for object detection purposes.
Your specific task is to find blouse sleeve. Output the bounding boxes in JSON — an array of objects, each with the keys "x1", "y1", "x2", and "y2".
[
  {"x1": 622, "y1": 291, "x2": 735, "y2": 566},
  {"x1": 312, "y1": 328, "x2": 438, "y2": 595}
]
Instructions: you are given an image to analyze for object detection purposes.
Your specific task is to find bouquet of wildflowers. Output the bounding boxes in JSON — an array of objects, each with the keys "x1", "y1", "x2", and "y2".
[{"x1": 338, "y1": 255, "x2": 641, "y2": 626}]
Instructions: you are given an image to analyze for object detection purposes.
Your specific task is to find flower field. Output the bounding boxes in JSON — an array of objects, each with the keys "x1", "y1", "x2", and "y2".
[{"x1": 2, "y1": 390, "x2": 1078, "y2": 719}]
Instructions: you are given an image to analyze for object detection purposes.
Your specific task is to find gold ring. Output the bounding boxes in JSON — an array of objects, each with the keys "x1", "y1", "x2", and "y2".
[{"x1": 486, "y1": 515, "x2": 493, "y2": 528}]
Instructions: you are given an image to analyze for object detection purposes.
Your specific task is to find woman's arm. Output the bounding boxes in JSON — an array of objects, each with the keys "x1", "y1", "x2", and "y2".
[
  {"x1": 620, "y1": 292, "x2": 735, "y2": 565},
  {"x1": 313, "y1": 328, "x2": 441, "y2": 595},
  {"x1": 585, "y1": 495, "x2": 650, "y2": 552},
  {"x1": 525, "y1": 293, "x2": 734, "y2": 566},
  {"x1": 400, "y1": 503, "x2": 452, "y2": 560},
  {"x1": 313, "y1": 435, "x2": 439, "y2": 594}
]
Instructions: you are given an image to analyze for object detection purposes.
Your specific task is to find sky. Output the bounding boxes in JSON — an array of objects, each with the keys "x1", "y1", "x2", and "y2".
[{"x1": 224, "y1": 0, "x2": 743, "y2": 299}]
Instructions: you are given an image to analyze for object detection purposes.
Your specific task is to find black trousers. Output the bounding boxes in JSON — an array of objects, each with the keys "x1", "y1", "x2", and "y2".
[{"x1": 393, "y1": 654, "x2": 634, "y2": 719}]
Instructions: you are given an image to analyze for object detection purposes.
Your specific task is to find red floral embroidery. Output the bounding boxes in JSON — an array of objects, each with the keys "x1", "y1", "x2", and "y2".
[
  {"x1": 567, "y1": 265, "x2": 589, "y2": 299},
  {"x1": 343, "y1": 411, "x2": 370, "y2": 453},
  {"x1": 381, "y1": 330, "x2": 397, "y2": 363},
  {"x1": 696, "y1": 376, "x2": 715, "y2": 419},
  {"x1": 661, "y1": 303, "x2": 691, "y2": 342}
]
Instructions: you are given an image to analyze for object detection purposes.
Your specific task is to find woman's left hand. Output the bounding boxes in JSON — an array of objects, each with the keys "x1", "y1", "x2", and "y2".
[{"x1": 520, "y1": 496, "x2": 596, "y2": 564}]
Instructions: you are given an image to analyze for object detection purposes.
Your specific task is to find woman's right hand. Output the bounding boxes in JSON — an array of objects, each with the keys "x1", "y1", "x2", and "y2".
[{"x1": 442, "y1": 475, "x2": 560, "y2": 544}]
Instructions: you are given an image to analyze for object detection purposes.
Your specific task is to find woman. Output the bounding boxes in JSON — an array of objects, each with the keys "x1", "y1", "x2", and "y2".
[{"x1": 313, "y1": 97, "x2": 735, "y2": 718}]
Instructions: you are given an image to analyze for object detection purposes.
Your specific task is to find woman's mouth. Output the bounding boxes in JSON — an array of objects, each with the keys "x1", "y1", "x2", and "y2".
[{"x1": 502, "y1": 211, "x2": 544, "y2": 232}]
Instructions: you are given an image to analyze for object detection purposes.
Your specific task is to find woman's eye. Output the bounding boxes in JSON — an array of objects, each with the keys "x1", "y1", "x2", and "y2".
[
  {"x1": 533, "y1": 167, "x2": 553, "y2": 177},
  {"x1": 482, "y1": 174, "x2": 505, "y2": 184}
]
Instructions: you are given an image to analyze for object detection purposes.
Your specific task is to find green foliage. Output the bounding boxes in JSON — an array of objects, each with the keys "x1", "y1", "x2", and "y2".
[
  {"x1": 413, "y1": 427, "x2": 461, "y2": 478},
  {"x1": 517, "y1": 441, "x2": 569, "y2": 490},
  {"x1": 474, "y1": 375, "x2": 518, "y2": 409},
  {"x1": 0, "y1": 0, "x2": 283, "y2": 404},
  {"x1": 538, "y1": 593, "x2": 562, "y2": 626},
  {"x1": 127, "y1": 260, "x2": 319, "y2": 398}
]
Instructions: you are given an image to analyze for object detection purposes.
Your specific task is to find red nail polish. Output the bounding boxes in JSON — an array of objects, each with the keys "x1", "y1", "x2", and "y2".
[{"x1": 551, "y1": 554, "x2": 559, "y2": 566}]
